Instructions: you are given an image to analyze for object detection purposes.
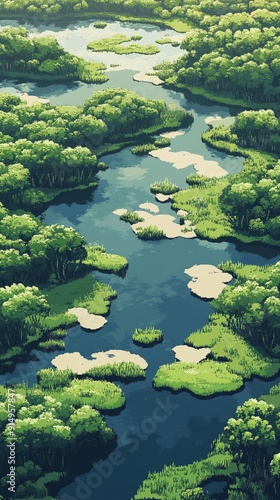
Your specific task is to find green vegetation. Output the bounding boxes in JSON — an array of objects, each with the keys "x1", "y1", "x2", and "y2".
[
  {"x1": 120, "y1": 211, "x2": 144, "y2": 224},
  {"x1": 134, "y1": 388, "x2": 280, "y2": 499},
  {"x1": 153, "y1": 360, "x2": 243, "y2": 396},
  {"x1": 153, "y1": 261, "x2": 280, "y2": 397},
  {"x1": 135, "y1": 226, "x2": 166, "y2": 240},
  {"x1": 131, "y1": 136, "x2": 171, "y2": 155},
  {"x1": 43, "y1": 275, "x2": 116, "y2": 317},
  {"x1": 94, "y1": 21, "x2": 107, "y2": 28},
  {"x1": 132, "y1": 327, "x2": 164, "y2": 346},
  {"x1": 86, "y1": 362, "x2": 146, "y2": 381},
  {"x1": 0, "y1": 377, "x2": 124, "y2": 498},
  {"x1": 0, "y1": 27, "x2": 107, "y2": 83},
  {"x1": 84, "y1": 244, "x2": 128, "y2": 274},
  {"x1": 156, "y1": 36, "x2": 180, "y2": 46},
  {"x1": 87, "y1": 33, "x2": 159, "y2": 55},
  {"x1": 173, "y1": 109, "x2": 280, "y2": 246},
  {"x1": 150, "y1": 178, "x2": 180, "y2": 195},
  {"x1": 154, "y1": 2, "x2": 280, "y2": 106},
  {"x1": 0, "y1": 0, "x2": 194, "y2": 32}
]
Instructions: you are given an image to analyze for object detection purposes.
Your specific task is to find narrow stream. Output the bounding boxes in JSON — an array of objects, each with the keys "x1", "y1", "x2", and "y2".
[{"x1": 0, "y1": 17, "x2": 279, "y2": 500}]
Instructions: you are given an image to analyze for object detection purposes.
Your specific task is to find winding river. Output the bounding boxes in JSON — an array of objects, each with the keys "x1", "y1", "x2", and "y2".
[{"x1": 1, "y1": 17, "x2": 280, "y2": 500}]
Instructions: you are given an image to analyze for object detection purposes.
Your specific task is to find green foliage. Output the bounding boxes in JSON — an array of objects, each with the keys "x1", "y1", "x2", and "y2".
[
  {"x1": 150, "y1": 178, "x2": 180, "y2": 195},
  {"x1": 132, "y1": 327, "x2": 164, "y2": 346},
  {"x1": 38, "y1": 339, "x2": 65, "y2": 351},
  {"x1": 0, "y1": 27, "x2": 107, "y2": 83},
  {"x1": 0, "y1": 379, "x2": 119, "y2": 498},
  {"x1": 135, "y1": 225, "x2": 166, "y2": 240},
  {"x1": 84, "y1": 244, "x2": 128, "y2": 274},
  {"x1": 153, "y1": 360, "x2": 243, "y2": 396},
  {"x1": 120, "y1": 211, "x2": 144, "y2": 223},
  {"x1": 37, "y1": 368, "x2": 73, "y2": 390},
  {"x1": 93, "y1": 21, "x2": 107, "y2": 28},
  {"x1": 86, "y1": 362, "x2": 146, "y2": 380},
  {"x1": 88, "y1": 34, "x2": 159, "y2": 55},
  {"x1": 131, "y1": 136, "x2": 171, "y2": 155}
]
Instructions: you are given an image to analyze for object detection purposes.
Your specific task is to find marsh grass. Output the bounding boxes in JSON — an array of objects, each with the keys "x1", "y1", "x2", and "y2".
[
  {"x1": 150, "y1": 178, "x2": 180, "y2": 195},
  {"x1": 132, "y1": 327, "x2": 164, "y2": 346},
  {"x1": 135, "y1": 225, "x2": 166, "y2": 240}
]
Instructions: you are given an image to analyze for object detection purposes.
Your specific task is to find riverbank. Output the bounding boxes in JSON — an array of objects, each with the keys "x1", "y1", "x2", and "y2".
[{"x1": 0, "y1": 11, "x2": 192, "y2": 33}]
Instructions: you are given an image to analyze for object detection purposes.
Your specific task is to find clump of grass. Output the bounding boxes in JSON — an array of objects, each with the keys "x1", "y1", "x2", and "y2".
[
  {"x1": 131, "y1": 137, "x2": 170, "y2": 155},
  {"x1": 86, "y1": 362, "x2": 145, "y2": 381},
  {"x1": 38, "y1": 340, "x2": 65, "y2": 352},
  {"x1": 93, "y1": 21, "x2": 107, "y2": 28},
  {"x1": 37, "y1": 368, "x2": 73, "y2": 390},
  {"x1": 154, "y1": 137, "x2": 171, "y2": 147},
  {"x1": 120, "y1": 211, "x2": 144, "y2": 223},
  {"x1": 150, "y1": 178, "x2": 180, "y2": 195},
  {"x1": 131, "y1": 143, "x2": 157, "y2": 155},
  {"x1": 49, "y1": 328, "x2": 67, "y2": 339},
  {"x1": 135, "y1": 225, "x2": 166, "y2": 240},
  {"x1": 132, "y1": 327, "x2": 164, "y2": 346}
]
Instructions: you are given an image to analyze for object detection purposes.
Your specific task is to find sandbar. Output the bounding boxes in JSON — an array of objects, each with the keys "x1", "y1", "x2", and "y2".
[
  {"x1": 133, "y1": 72, "x2": 163, "y2": 85},
  {"x1": 173, "y1": 345, "x2": 211, "y2": 363},
  {"x1": 160, "y1": 130, "x2": 184, "y2": 139},
  {"x1": 184, "y1": 264, "x2": 233, "y2": 299},
  {"x1": 68, "y1": 307, "x2": 107, "y2": 330},
  {"x1": 155, "y1": 193, "x2": 173, "y2": 203},
  {"x1": 52, "y1": 349, "x2": 148, "y2": 375},
  {"x1": 149, "y1": 148, "x2": 228, "y2": 178},
  {"x1": 139, "y1": 202, "x2": 159, "y2": 213},
  {"x1": 21, "y1": 93, "x2": 50, "y2": 106}
]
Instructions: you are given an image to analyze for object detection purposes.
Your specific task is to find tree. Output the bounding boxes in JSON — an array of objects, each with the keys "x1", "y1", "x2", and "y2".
[{"x1": 29, "y1": 225, "x2": 87, "y2": 282}]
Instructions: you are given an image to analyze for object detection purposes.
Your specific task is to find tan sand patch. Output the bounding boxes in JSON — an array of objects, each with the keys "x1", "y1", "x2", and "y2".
[
  {"x1": 68, "y1": 307, "x2": 107, "y2": 331},
  {"x1": 149, "y1": 148, "x2": 227, "y2": 178},
  {"x1": 113, "y1": 208, "x2": 128, "y2": 216},
  {"x1": 132, "y1": 212, "x2": 196, "y2": 239},
  {"x1": 52, "y1": 349, "x2": 148, "y2": 375},
  {"x1": 184, "y1": 264, "x2": 233, "y2": 299},
  {"x1": 173, "y1": 345, "x2": 211, "y2": 363},
  {"x1": 139, "y1": 202, "x2": 159, "y2": 213},
  {"x1": 133, "y1": 72, "x2": 163, "y2": 85},
  {"x1": 155, "y1": 193, "x2": 173, "y2": 203},
  {"x1": 21, "y1": 93, "x2": 50, "y2": 106},
  {"x1": 160, "y1": 130, "x2": 185, "y2": 139}
]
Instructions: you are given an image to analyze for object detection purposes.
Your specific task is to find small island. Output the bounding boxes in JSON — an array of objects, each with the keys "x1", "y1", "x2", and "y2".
[
  {"x1": 87, "y1": 34, "x2": 160, "y2": 55},
  {"x1": 132, "y1": 326, "x2": 164, "y2": 346}
]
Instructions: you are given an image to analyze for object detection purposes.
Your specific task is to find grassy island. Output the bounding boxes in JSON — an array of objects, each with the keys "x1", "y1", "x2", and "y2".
[
  {"x1": 87, "y1": 34, "x2": 159, "y2": 55},
  {"x1": 153, "y1": 261, "x2": 280, "y2": 398},
  {"x1": 150, "y1": 178, "x2": 180, "y2": 195},
  {"x1": 93, "y1": 21, "x2": 107, "y2": 28},
  {"x1": 132, "y1": 327, "x2": 164, "y2": 346}
]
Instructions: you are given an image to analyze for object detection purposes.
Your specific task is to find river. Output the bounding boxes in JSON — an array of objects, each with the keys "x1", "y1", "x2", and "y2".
[{"x1": 0, "y1": 17, "x2": 279, "y2": 500}]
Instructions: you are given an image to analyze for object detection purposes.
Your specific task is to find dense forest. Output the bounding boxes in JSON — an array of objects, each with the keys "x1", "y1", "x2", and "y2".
[
  {"x1": 0, "y1": 27, "x2": 107, "y2": 82},
  {"x1": 173, "y1": 109, "x2": 280, "y2": 245}
]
